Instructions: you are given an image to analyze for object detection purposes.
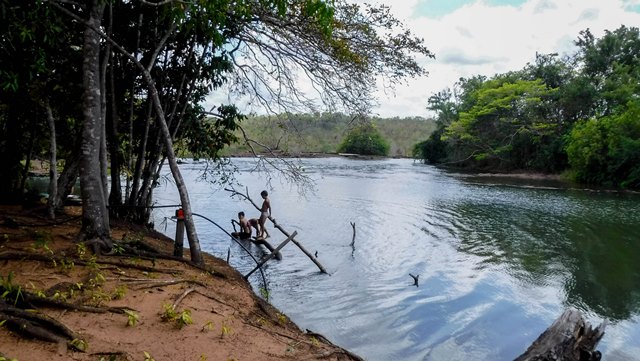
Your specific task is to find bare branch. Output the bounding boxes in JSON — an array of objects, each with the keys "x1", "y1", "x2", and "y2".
[{"x1": 138, "y1": 0, "x2": 191, "y2": 7}]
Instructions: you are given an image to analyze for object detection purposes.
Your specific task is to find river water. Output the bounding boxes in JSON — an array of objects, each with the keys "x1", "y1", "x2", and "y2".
[{"x1": 152, "y1": 157, "x2": 640, "y2": 361}]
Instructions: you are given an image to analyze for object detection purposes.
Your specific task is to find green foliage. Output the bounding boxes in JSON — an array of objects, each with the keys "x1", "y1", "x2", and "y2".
[
  {"x1": 112, "y1": 284, "x2": 127, "y2": 300},
  {"x1": 201, "y1": 320, "x2": 215, "y2": 332},
  {"x1": 220, "y1": 321, "x2": 232, "y2": 339},
  {"x1": 566, "y1": 100, "x2": 640, "y2": 188},
  {"x1": 415, "y1": 25, "x2": 640, "y2": 186},
  {"x1": 337, "y1": 123, "x2": 390, "y2": 156},
  {"x1": 69, "y1": 338, "x2": 88, "y2": 352},
  {"x1": 124, "y1": 310, "x2": 139, "y2": 327},
  {"x1": 0, "y1": 352, "x2": 18, "y2": 361},
  {"x1": 443, "y1": 77, "x2": 558, "y2": 169},
  {"x1": 161, "y1": 303, "x2": 193, "y2": 329},
  {"x1": 413, "y1": 128, "x2": 448, "y2": 164},
  {"x1": 0, "y1": 272, "x2": 23, "y2": 306},
  {"x1": 259, "y1": 287, "x2": 269, "y2": 299},
  {"x1": 180, "y1": 106, "x2": 243, "y2": 161}
]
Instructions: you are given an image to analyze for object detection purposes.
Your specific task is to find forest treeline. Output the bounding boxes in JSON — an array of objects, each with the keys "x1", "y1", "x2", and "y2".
[
  {"x1": 415, "y1": 25, "x2": 640, "y2": 189},
  {"x1": 221, "y1": 113, "x2": 437, "y2": 157}
]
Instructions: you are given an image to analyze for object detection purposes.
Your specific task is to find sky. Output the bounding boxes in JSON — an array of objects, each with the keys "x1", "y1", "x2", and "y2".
[
  {"x1": 367, "y1": 0, "x2": 640, "y2": 118},
  {"x1": 206, "y1": 0, "x2": 640, "y2": 118}
]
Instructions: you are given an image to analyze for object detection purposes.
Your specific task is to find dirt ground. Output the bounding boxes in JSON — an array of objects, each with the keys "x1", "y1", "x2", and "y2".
[{"x1": 0, "y1": 205, "x2": 362, "y2": 361}]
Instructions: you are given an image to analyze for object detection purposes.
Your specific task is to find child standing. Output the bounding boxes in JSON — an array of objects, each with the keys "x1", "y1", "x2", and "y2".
[{"x1": 258, "y1": 190, "x2": 271, "y2": 239}]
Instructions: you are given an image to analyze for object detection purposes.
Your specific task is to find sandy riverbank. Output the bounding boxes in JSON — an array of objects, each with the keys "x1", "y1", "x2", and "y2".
[{"x1": 0, "y1": 205, "x2": 362, "y2": 361}]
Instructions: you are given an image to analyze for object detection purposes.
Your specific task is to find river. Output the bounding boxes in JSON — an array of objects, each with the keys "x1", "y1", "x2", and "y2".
[{"x1": 152, "y1": 157, "x2": 640, "y2": 361}]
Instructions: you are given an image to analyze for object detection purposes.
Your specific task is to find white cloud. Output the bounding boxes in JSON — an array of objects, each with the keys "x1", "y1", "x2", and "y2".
[{"x1": 368, "y1": 0, "x2": 640, "y2": 118}]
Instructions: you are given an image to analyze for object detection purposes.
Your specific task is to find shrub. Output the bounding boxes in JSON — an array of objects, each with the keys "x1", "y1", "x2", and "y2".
[{"x1": 337, "y1": 123, "x2": 390, "y2": 156}]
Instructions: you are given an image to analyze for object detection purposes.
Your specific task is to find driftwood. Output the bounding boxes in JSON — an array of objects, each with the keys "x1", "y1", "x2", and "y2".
[{"x1": 516, "y1": 308, "x2": 606, "y2": 361}]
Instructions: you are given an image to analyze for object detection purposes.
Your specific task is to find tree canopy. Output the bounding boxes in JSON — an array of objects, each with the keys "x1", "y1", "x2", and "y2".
[
  {"x1": 0, "y1": 0, "x2": 432, "y2": 260},
  {"x1": 415, "y1": 25, "x2": 640, "y2": 189}
]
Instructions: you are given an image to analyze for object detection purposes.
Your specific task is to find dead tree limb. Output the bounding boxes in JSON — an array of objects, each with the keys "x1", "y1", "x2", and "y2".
[
  {"x1": 515, "y1": 308, "x2": 606, "y2": 361},
  {"x1": 350, "y1": 222, "x2": 356, "y2": 247},
  {"x1": 244, "y1": 231, "x2": 296, "y2": 279},
  {"x1": 225, "y1": 187, "x2": 327, "y2": 274}
]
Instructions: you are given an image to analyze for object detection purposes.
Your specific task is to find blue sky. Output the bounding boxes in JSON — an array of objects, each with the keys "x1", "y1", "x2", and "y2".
[{"x1": 414, "y1": 0, "x2": 528, "y2": 18}]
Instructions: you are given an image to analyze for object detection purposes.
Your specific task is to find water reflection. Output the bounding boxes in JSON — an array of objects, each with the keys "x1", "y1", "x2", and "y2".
[{"x1": 442, "y1": 184, "x2": 640, "y2": 321}]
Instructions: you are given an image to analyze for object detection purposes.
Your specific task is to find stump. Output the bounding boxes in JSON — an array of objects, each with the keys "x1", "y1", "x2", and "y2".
[{"x1": 515, "y1": 309, "x2": 606, "y2": 361}]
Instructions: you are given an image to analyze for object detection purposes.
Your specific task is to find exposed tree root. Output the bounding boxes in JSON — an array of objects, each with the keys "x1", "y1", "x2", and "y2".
[
  {"x1": 172, "y1": 288, "x2": 197, "y2": 309},
  {"x1": 109, "y1": 247, "x2": 226, "y2": 279},
  {"x1": 193, "y1": 289, "x2": 234, "y2": 309},
  {"x1": 0, "y1": 251, "x2": 181, "y2": 274},
  {"x1": 304, "y1": 330, "x2": 365, "y2": 361},
  {"x1": 0, "y1": 299, "x2": 85, "y2": 351},
  {"x1": 129, "y1": 279, "x2": 207, "y2": 290},
  {"x1": 1, "y1": 284, "x2": 132, "y2": 315}
]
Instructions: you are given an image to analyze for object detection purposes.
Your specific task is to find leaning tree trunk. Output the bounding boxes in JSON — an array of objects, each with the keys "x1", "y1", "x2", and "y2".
[
  {"x1": 127, "y1": 100, "x2": 152, "y2": 208},
  {"x1": 145, "y1": 75, "x2": 202, "y2": 265},
  {"x1": 78, "y1": 0, "x2": 111, "y2": 252},
  {"x1": 45, "y1": 100, "x2": 58, "y2": 220},
  {"x1": 54, "y1": 152, "x2": 79, "y2": 208}
]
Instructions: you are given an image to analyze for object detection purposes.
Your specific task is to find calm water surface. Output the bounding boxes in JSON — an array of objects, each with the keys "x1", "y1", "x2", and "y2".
[{"x1": 153, "y1": 157, "x2": 640, "y2": 361}]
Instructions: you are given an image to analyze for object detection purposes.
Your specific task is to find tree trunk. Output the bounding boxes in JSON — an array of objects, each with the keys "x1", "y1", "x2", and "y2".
[
  {"x1": 127, "y1": 100, "x2": 152, "y2": 207},
  {"x1": 45, "y1": 100, "x2": 58, "y2": 220},
  {"x1": 99, "y1": 11, "x2": 111, "y2": 206},
  {"x1": 125, "y1": 13, "x2": 144, "y2": 202},
  {"x1": 54, "y1": 152, "x2": 79, "y2": 208},
  {"x1": 108, "y1": 52, "x2": 123, "y2": 213},
  {"x1": 78, "y1": 0, "x2": 111, "y2": 251},
  {"x1": 0, "y1": 100, "x2": 25, "y2": 203},
  {"x1": 19, "y1": 125, "x2": 35, "y2": 197}
]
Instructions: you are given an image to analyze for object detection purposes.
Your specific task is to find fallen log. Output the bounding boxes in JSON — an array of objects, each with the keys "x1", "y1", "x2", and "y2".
[
  {"x1": 251, "y1": 237, "x2": 283, "y2": 260},
  {"x1": 515, "y1": 308, "x2": 606, "y2": 361}
]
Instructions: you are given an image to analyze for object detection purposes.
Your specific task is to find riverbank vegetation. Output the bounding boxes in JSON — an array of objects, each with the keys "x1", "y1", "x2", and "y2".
[
  {"x1": 414, "y1": 25, "x2": 640, "y2": 189},
  {"x1": 221, "y1": 113, "x2": 436, "y2": 157}
]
